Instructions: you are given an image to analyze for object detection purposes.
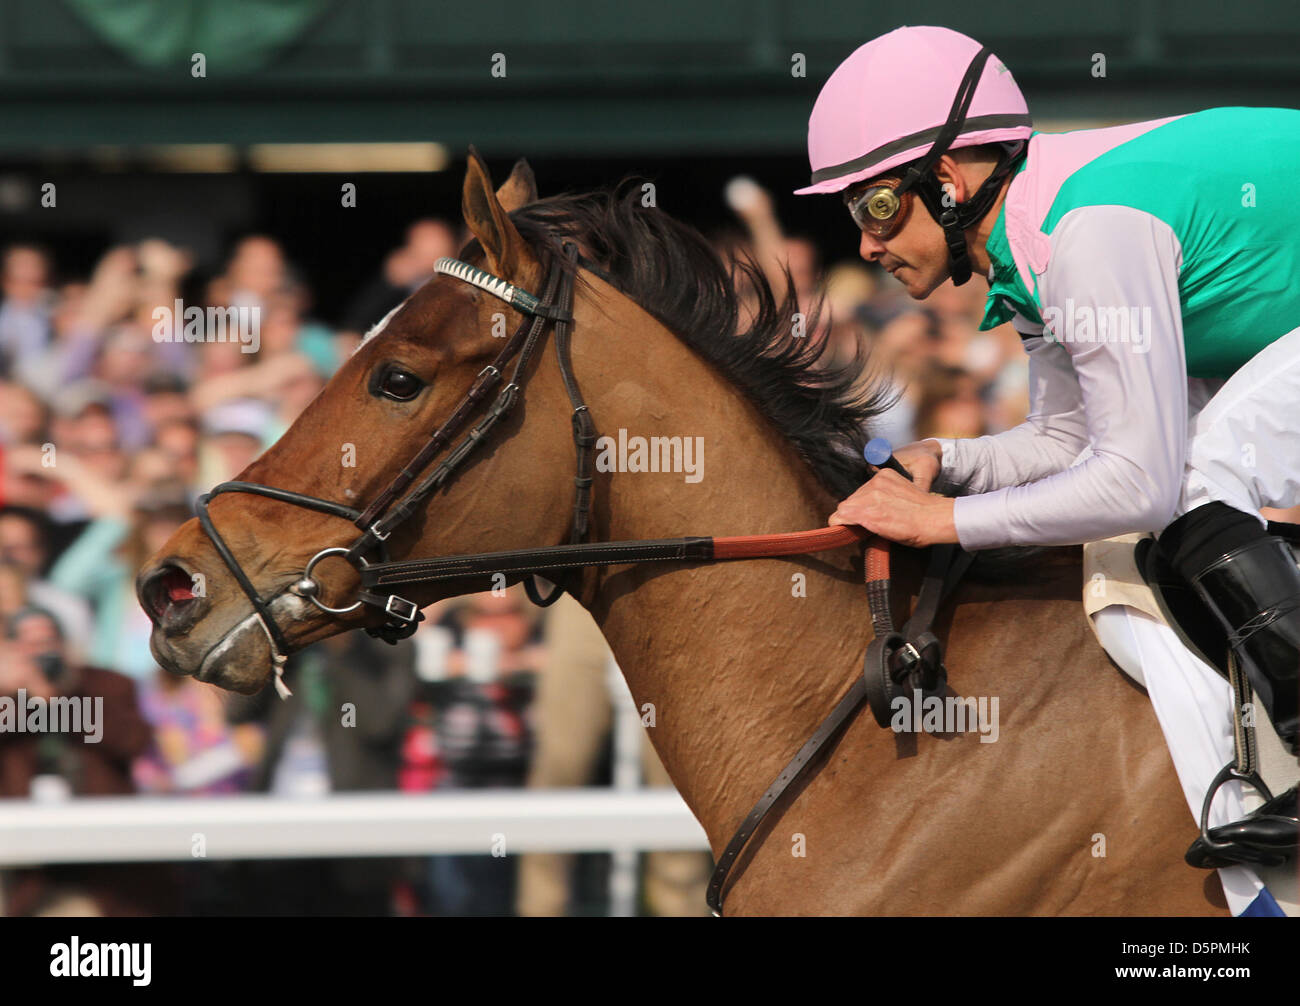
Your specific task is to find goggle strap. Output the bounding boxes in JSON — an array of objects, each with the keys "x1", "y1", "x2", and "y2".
[
  {"x1": 898, "y1": 46, "x2": 994, "y2": 197},
  {"x1": 951, "y1": 141, "x2": 1026, "y2": 229}
]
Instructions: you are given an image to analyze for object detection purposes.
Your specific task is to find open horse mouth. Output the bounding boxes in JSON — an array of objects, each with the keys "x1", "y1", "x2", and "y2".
[
  {"x1": 140, "y1": 554, "x2": 316, "y2": 694},
  {"x1": 139, "y1": 557, "x2": 270, "y2": 690},
  {"x1": 138, "y1": 562, "x2": 206, "y2": 634}
]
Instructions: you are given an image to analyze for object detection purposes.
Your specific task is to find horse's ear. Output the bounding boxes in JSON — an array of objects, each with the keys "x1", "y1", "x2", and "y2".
[
  {"x1": 496, "y1": 159, "x2": 538, "y2": 213},
  {"x1": 462, "y1": 146, "x2": 534, "y2": 279}
]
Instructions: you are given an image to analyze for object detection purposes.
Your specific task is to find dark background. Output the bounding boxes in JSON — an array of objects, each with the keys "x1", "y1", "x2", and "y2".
[{"x1": 4, "y1": 0, "x2": 1300, "y2": 324}]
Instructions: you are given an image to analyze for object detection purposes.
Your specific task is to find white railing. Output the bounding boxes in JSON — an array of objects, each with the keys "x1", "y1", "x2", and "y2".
[
  {"x1": 0, "y1": 656, "x2": 711, "y2": 873},
  {"x1": 0, "y1": 788, "x2": 709, "y2": 866}
]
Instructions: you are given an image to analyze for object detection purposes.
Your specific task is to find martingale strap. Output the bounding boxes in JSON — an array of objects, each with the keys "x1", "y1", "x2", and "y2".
[
  {"x1": 706, "y1": 538, "x2": 972, "y2": 916},
  {"x1": 702, "y1": 536, "x2": 884, "y2": 915},
  {"x1": 359, "y1": 514, "x2": 969, "y2": 918}
]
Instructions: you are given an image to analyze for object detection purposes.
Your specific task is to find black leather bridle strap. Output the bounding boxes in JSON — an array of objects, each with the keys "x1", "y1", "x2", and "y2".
[
  {"x1": 902, "y1": 543, "x2": 975, "y2": 636},
  {"x1": 203, "y1": 481, "x2": 363, "y2": 524},
  {"x1": 555, "y1": 243, "x2": 595, "y2": 544},
  {"x1": 189, "y1": 250, "x2": 575, "y2": 685},
  {"x1": 194, "y1": 482, "x2": 365, "y2": 661},
  {"x1": 364, "y1": 536, "x2": 716, "y2": 590},
  {"x1": 350, "y1": 253, "x2": 570, "y2": 559},
  {"x1": 352, "y1": 341, "x2": 514, "y2": 534},
  {"x1": 352, "y1": 255, "x2": 570, "y2": 538},
  {"x1": 527, "y1": 240, "x2": 593, "y2": 606},
  {"x1": 705, "y1": 675, "x2": 869, "y2": 915}
]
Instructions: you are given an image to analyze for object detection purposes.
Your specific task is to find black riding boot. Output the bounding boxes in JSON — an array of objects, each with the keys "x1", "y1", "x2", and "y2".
[{"x1": 1158, "y1": 503, "x2": 1299, "y2": 869}]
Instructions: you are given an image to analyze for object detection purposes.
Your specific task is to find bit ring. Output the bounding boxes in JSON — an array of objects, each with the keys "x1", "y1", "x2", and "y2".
[{"x1": 297, "y1": 547, "x2": 367, "y2": 615}]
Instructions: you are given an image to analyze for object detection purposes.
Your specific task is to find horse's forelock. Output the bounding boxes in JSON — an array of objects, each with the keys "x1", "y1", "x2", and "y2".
[{"x1": 354, "y1": 300, "x2": 408, "y2": 354}]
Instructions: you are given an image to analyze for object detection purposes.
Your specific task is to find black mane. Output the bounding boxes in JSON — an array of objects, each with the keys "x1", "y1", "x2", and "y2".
[
  {"x1": 486, "y1": 179, "x2": 894, "y2": 498},
  {"x1": 456, "y1": 177, "x2": 1044, "y2": 579}
]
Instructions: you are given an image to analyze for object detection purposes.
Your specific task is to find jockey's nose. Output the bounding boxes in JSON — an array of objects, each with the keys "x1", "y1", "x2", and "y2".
[{"x1": 858, "y1": 231, "x2": 887, "y2": 262}]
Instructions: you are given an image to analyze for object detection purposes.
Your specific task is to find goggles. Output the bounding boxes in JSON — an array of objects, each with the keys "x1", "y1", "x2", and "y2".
[{"x1": 843, "y1": 177, "x2": 913, "y2": 240}]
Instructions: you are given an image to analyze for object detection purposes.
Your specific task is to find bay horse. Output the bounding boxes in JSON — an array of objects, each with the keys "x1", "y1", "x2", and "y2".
[{"x1": 138, "y1": 151, "x2": 1224, "y2": 915}]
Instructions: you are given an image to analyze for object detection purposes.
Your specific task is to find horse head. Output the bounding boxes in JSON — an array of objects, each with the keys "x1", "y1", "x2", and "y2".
[{"x1": 137, "y1": 151, "x2": 583, "y2": 693}]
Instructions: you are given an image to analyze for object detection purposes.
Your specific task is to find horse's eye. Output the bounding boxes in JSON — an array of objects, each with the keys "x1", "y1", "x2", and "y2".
[{"x1": 377, "y1": 368, "x2": 423, "y2": 402}]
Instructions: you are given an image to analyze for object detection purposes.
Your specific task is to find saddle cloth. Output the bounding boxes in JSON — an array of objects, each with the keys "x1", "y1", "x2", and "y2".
[{"x1": 1083, "y1": 533, "x2": 1298, "y2": 917}]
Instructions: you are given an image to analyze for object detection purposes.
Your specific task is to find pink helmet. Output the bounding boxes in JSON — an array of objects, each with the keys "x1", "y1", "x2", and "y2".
[{"x1": 795, "y1": 26, "x2": 1032, "y2": 196}]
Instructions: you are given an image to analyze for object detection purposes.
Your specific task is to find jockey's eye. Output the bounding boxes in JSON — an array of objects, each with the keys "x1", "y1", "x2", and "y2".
[{"x1": 373, "y1": 366, "x2": 424, "y2": 402}]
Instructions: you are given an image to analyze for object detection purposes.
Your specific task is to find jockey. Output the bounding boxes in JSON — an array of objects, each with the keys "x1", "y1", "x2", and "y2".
[{"x1": 800, "y1": 25, "x2": 1297, "y2": 870}]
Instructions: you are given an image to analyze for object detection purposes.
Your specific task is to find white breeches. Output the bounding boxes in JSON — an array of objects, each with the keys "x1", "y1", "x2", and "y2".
[{"x1": 1179, "y1": 324, "x2": 1300, "y2": 521}]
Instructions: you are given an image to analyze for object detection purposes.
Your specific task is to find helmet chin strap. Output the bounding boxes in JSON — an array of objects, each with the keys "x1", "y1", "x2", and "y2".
[
  {"x1": 917, "y1": 179, "x2": 977, "y2": 286},
  {"x1": 911, "y1": 140, "x2": 1026, "y2": 286},
  {"x1": 893, "y1": 44, "x2": 1028, "y2": 287}
]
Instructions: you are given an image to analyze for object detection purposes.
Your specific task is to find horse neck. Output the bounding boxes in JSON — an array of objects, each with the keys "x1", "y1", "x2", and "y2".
[{"x1": 566, "y1": 286, "x2": 876, "y2": 845}]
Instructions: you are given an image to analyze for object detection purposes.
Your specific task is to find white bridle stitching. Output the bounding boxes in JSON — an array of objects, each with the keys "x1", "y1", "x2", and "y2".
[{"x1": 433, "y1": 257, "x2": 542, "y2": 314}]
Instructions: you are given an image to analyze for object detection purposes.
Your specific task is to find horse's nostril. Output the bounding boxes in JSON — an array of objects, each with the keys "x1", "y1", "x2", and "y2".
[{"x1": 141, "y1": 565, "x2": 199, "y2": 625}]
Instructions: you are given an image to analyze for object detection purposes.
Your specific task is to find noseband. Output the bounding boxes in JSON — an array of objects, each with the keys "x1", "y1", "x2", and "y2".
[{"x1": 195, "y1": 240, "x2": 592, "y2": 698}]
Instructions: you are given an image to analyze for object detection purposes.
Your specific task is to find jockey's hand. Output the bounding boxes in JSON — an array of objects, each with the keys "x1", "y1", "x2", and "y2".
[
  {"x1": 889, "y1": 439, "x2": 943, "y2": 493},
  {"x1": 829, "y1": 468, "x2": 958, "y2": 548}
]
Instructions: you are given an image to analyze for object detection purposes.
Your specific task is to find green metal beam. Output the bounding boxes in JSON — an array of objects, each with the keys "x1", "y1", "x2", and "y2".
[{"x1": 0, "y1": 0, "x2": 1295, "y2": 154}]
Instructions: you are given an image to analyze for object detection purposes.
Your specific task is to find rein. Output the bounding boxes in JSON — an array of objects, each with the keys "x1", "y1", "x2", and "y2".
[
  {"x1": 359, "y1": 525, "x2": 873, "y2": 593},
  {"x1": 192, "y1": 240, "x2": 972, "y2": 914}
]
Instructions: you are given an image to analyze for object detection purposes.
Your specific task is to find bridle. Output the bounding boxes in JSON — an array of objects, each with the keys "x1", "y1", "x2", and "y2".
[
  {"x1": 196, "y1": 240, "x2": 591, "y2": 699},
  {"x1": 192, "y1": 235, "x2": 973, "y2": 915}
]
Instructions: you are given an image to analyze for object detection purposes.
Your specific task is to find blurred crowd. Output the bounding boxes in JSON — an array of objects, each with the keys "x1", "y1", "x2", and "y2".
[{"x1": 0, "y1": 175, "x2": 1030, "y2": 917}]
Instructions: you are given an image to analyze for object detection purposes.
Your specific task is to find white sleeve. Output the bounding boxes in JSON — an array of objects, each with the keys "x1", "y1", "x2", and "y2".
[
  {"x1": 952, "y1": 205, "x2": 1189, "y2": 549},
  {"x1": 935, "y1": 327, "x2": 1090, "y2": 494}
]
